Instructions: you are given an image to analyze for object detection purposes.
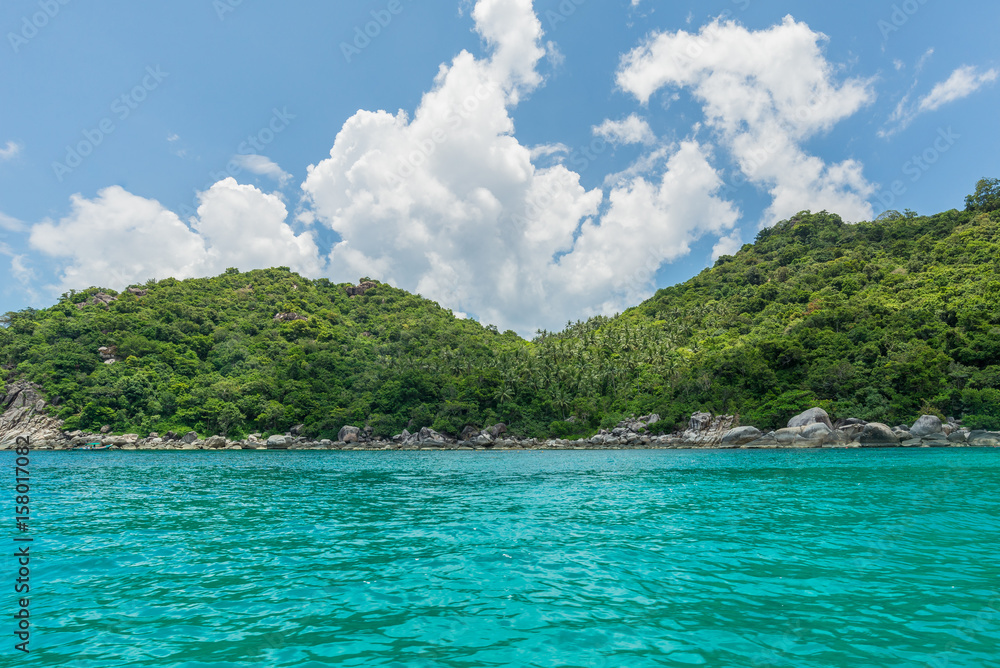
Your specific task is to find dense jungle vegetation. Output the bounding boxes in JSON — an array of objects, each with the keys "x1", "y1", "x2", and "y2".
[{"x1": 2, "y1": 179, "x2": 999, "y2": 439}]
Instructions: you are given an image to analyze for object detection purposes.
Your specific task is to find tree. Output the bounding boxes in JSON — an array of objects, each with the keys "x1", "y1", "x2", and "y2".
[{"x1": 965, "y1": 177, "x2": 1000, "y2": 212}]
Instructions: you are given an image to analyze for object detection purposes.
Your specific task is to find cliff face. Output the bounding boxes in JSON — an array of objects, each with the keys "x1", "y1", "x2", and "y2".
[{"x1": 0, "y1": 382, "x2": 64, "y2": 447}]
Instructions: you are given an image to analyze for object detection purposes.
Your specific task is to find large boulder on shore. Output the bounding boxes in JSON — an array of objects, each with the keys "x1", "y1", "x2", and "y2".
[
  {"x1": 205, "y1": 435, "x2": 228, "y2": 449},
  {"x1": 721, "y1": 426, "x2": 763, "y2": 446},
  {"x1": 487, "y1": 423, "x2": 508, "y2": 438},
  {"x1": 266, "y1": 434, "x2": 292, "y2": 448},
  {"x1": 418, "y1": 426, "x2": 447, "y2": 443},
  {"x1": 338, "y1": 425, "x2": 361, "y2": 443},
  {"x1": 909, "y1": 415, "x2": 943, "y2": 437},
  {"x1": 774, "y1": 422, "x2": 840, "y2": 447},
  {"x1": 921, "y1": 433, "x2": 951, "y2": 447},
  {"x1": 859, "y1": 423, "x2": 899, "y2": 446},
  {"x1": 745, "y1": 423, "x2": 841, "y2": 448},
  {"x1": 787, "y1": 407, "x2": 833, "y2": 430},
  {"x1": 947, "y1": 430, "x2": 968, "y2": 444},
  {"x1": 967, "y1": 430, "x2": 1000, "y2": 447},
  {"x1": 181, "y1": 431, "x2": 199, "y2": 444},
  {"x1": 837, "y1": 422, "x2": 868, "y2": 440}
]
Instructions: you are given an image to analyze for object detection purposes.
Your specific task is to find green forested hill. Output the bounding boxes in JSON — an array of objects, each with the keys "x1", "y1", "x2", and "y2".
[
  {"x1": 0, "y1": 269, "x2": 522, "y2": 439},
  {"x1": 3, "y1": 180, "x2": 999, "y2": 439}
]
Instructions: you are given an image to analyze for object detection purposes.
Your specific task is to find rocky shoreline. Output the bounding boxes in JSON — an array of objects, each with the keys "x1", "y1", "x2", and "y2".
[{"x1": 2, "y1": 382, "x2": 999, "y2": 452}]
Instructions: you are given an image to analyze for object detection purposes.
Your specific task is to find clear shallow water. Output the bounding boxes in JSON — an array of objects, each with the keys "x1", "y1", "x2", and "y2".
[{"x1": 8, "y1": 448, "x2": 1000, "y2": 667}]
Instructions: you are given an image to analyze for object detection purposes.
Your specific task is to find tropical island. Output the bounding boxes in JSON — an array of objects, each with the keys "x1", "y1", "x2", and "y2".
[{"x1": 2, "y1": 178, "x2": 999, "y2": 451}]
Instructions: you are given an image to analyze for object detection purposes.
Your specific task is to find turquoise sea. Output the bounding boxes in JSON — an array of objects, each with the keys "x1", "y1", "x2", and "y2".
[{"x1": 7, "y1": 448, "x2": 1000, "y2": 667}]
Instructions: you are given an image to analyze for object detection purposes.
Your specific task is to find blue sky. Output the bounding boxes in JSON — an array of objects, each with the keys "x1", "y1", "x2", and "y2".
[{"x1": 1, "y1": 0, "x2": 997, "y2": 336}]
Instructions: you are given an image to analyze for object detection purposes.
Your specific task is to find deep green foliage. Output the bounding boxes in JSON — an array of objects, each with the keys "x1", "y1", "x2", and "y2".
[
  {"x1": 966, "y1": 177, "x2": 1000, "y2": 213},
  {"x1": 0, "y1": 270, "x2": 515, "y2": 440},
  {"x1": 3, "y1": 186, "x2": 1000, "y2": 438},
  {"x1": 627, "y1": 206, "x2": 1000, "y2": 430}
]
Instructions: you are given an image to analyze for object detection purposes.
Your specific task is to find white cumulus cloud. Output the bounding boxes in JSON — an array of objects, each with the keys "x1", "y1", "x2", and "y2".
[
  {"x1": 28, "y1": 182, "x2": 321, "y2": 294},
  {"x1": 194, "y1": 178, "x2": 321, "y2": 276},
  {"x1": 472, "y1": 0, "x2": 546, "y2": 104},
  {"x1": 29, "y1": 187, "x2": 210, "y2": 292},
  {"x1": 617, "y1": 16, "x2": 876, "y2": 225},
  {"x1": 555, "y1": 141, "x2": 739, "y2": 309},
  {"x1": 593, "y1": 114, "x2": 656, "y2": 145},
  {"x1": 711, "y1": 229, "x2": 743, "y2": 261},
  {"x1": 20, "y1": 0, "x2": 760, "y2": 336},
  {"x1": 302, "y1": 0, "x2": 740, "y2": 336}
]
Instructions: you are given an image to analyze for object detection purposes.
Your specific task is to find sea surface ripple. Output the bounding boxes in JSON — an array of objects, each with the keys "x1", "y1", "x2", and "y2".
[{"x1": 10, "y1": 448, "x2": 1000, "y2": 667}]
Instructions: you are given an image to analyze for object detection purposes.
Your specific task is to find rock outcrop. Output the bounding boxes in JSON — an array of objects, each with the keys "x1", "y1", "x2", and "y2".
[
  {"x1": 266, "y1": 434, "x2": 293, "y2": 448},
  {"x1": 787, "y1": 407, "x2": 834, "y2": 430},
  {"x1": 909, "y1": 415, "x2": 943, "y2": 437},
  {"x1": 745, "y1": 422, "x2": 843, "y2": 448},
  {"x1": 968, "y1": 431, "x2": 1000, "y2": 447},
  {"x1": 346, "y1": 281, "x2": 377, "y2": 297},
  {"x1": 204, "y1": 435, "x2": 228, "y2": 449},
  {"x1": 98, "y1": 346, "x2": 120, "y2": 365},
  {"x1": 75, "y1": 292, "x2": 118, "y2": 309},
  {"x1": 677, "y1": 413, "x2": 739, "y2": 446},
  {"x1": 721, "y1": 426, "x2": 763, "y2": 446},
  {"x1": 617, "y1": 414, "x2": 660, "y2": 433},
  {"x1": 859, "y1": 423, "x2": 899, "y2": 446},
  {"x1": 0, "y1": 383, "x2": 64, "y2": 447},
  {"x1": 338, "y1": 425, "x2": 361, "y2": 443},
  {"x1": 273, "y1": 312, "x2": 308, "y2": 322},
  {"x1": 947, "y1": 430, "x2": 968, "y2": 444},
  {"x1": 836, "y1": 419, "x2": 868, "y2": 441}
]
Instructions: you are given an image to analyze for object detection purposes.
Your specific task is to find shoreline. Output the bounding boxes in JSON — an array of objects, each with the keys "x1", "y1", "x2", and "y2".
[
  {"x1": 2, "y1": 383, "x2": 999, "y2": 451},
  {"x1": 9, "y1": 435, "x2": 1000, "y2": 452}
]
